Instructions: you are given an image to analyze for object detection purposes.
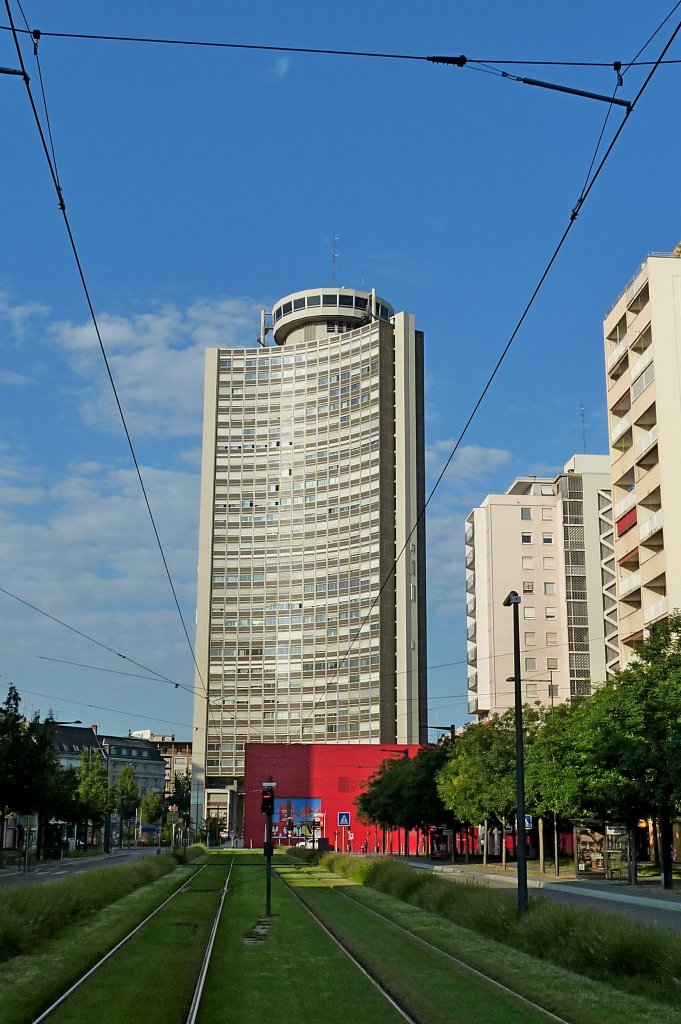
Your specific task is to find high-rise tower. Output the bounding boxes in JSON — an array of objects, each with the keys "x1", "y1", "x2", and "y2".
[{"x1": 192, "y1": 287, "x2": 427, "y2": 830}]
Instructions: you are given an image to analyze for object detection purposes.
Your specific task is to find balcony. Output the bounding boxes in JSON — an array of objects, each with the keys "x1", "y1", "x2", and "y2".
[
  {"x1": 615, "y1": 490, "x2": 636, "y2": 519},
  {"x1": 468, "y1": 671, "x2": 478, "y2": 693},
  {"x1": 630, "y1": 347, "x2": 653, "y2": 381},
  {"x1": 639, "y1": 508, "x2": 663, "y2": 542},
  {"x1": 467, "y1": 597, "x2": 476, "y2": 616},
  {"x1": 640, "y1": 549, "x2": 665, "y2": 587},
  {"x1": 611, "y1": 410, "x2": 632, "y2": 444},
  {"x1": 644, "y1": 597, "x2": 668, "y2": 624},
  {"x1": 619, "y1": 570, "x2": 641, "y2": 597},
  {"x1": 467, "y1": 698, "x2": 479, "y2": 715},
  {"x1": 466, "y1": 549, "x2": 475, "y2": 568},
  {"x1": 607, "y1": 336, "x2": 628, "y2": 370},
  {"x1": 467, "y1": 645, "x2": 477, "y2": 665},
  {"x1": 635, "y1": 424, "x2": 658, "y2": 461},
  {"x1": 467, "y1": 622, "x2": 477, "y2": 641},
  {"x1": 466, "y1": 573, "x2": 475, "y2": 593},
  {"x1": 631, "y1": 362, "x2": 655, "y2": 401},
  {"x1": 465, "y1": 523, "x2": 474, "y2": 544}
]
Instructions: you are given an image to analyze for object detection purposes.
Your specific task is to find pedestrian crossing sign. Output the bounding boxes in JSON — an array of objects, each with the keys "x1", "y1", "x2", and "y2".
[{"x1": 338, "y1": 812, "x2": 351, "y2": 827}]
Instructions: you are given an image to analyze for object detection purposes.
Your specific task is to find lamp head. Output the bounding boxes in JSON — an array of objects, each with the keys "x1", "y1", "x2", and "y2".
[{"x1": 503, "y1": 590, "x2": 521, "y2": 607}]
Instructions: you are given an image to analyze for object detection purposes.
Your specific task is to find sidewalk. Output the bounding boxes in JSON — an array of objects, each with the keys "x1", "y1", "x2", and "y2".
[
  {"x1": 409, "y1": 859, "x2": 681, "y2": 911},
  {"x1": 0, "y1": 847, "x2": 147, "y2": 885}
]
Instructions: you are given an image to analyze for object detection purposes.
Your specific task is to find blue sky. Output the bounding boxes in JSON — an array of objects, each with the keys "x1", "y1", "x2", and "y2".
[{"x1": 0, "y1": 1, "x2": 679, "y2": 739}]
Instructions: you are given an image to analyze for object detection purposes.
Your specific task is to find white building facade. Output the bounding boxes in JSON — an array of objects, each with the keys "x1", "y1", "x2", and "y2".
[
  {"x1": 603, "y1": 249, "x2": 681, "y2": 665},
  {"x1": 466, "y1": 455, "x2": 616, "y2": 719},
  {"x1": 192, "y1": 287, "x2": 427, "y2": 829}
]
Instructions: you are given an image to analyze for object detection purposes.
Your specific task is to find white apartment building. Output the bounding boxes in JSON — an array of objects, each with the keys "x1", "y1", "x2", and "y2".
[
  {"x1": 192, "y1": 287, "x2": 427, "y2": 829},
  {"x1": 604, "y1": 248, "x2": 681, "y2": 665},
  {"x1": 465, "y1": 455, "x2": 616, "y2": 719}
]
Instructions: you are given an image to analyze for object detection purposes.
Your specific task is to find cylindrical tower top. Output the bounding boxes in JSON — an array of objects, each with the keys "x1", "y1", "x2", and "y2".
[{"x1": 270, "y1": 287, "x2": 394, "y2": 345}]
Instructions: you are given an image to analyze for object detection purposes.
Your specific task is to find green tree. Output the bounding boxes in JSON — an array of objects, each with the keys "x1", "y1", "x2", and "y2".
[
  {"x1": 171, "y1": 769, "x2": 191, "y2": 818},
  {"x1": 139, "y1": 790, "x2": 163, "y2": 825},
  {"x1": 76, "y1": 751, "x2": 112, "y2": 847},
  {"x1": 115, "y1": 765, "x2": 139, "y2": 848}
]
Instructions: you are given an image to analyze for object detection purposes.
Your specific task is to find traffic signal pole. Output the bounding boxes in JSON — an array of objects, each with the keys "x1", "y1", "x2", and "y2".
[{"x1": 261, "y1": 781, "x2": 275, "y2": 917}]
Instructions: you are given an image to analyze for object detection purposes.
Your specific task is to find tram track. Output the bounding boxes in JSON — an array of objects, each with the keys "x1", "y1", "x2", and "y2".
[
  {"x1": 276, "y1": 862, "x2": 573, "y2": 1024},
  {"x1": 31, "y1": 856, "x2": 234, "y2": 1024}
]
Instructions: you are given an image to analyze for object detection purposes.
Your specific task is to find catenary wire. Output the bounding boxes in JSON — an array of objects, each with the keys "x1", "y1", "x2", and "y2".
[
  {"x1": 1, "y1": 681, "x2": 192, "y2": 730},
  {"x1": 36, "y1": 655, "x2": 168, "y2": 683},
  {"x1": 2, "y1": 1, "x2": 215, "y2": 727},
  {"x1": 299, "y1": 14, "x2": 680, "y2": 727},
  {"x1": 15, "y1": 1, "x2": 60, "y2": 182},
  {"x1": 1, "y1": 23, "x2": 680, "y2": 68},
  {"x1": 621, "y1": 0, "x2": 681, "y2": 75}
]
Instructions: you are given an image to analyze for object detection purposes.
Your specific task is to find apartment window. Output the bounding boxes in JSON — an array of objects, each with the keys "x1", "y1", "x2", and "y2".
[
  {"x1": 523, "y1": 581, "x2": 534, "y2": 594},
  {"x1": 526, "y1": 683, "x2": 538, "y2": 698},
  {"x1": 522, "y1": 556, "x2": 534, "y2": 570},
  {"x1": 548, "y1": 683, "x2": 559, "y2": 699},
  {"x1": 541, "y1": 485, "x2": 554, "y2": 496},
  {"x1": 525, "y1": 657, "x2": 537, "y2": 671},
  {"x1": 543, "y1": 556, "x2": 555, "y2": 569},
  {"x1": 547, "y1": 658, "x2": 559, "y2": 671},
  {"x1": 546, "y1": 607, "x2": 557, "y2": 620},
  {"x1": 524, "y1": 632, "x2": 536, "y2": 646},
  {"x1": 542, "y1": 533, "x2": 554, "y2": 545},
  {"x1": 544, "y1": 582, "x2": 556, "y2": 595},
  {"x1": 523, "y1": 607, "x2": 536, "y2": 620},
  {"x1": 520, "y1": 507, "x2": 532, "y2": 520},
  {"x1": 541, "y1": 508, "x2": 553, "y2": 521},
  {"x1": 546, "y1": 632, "x2": 558, "y2": 646},
  {"x1": 521, "y1": 532, "x2": 532, "y2": 544}
]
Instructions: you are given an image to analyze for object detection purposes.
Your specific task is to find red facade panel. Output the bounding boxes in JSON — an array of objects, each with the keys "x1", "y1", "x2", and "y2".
[
  {"x1": 244, "y1": 742, "x2": 422, "y2": 852},
  {"x1": 616, "y1": 507, "x2": 637, "y2": 538}
]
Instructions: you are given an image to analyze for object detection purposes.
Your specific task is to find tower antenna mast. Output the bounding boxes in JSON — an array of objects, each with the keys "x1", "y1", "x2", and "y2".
[
  {"x1": 579, "y1": 404, "x2": 586, "y2": 454},
  {"x1": 332, "y1": 233, "x2": 339, "y2": 286}
]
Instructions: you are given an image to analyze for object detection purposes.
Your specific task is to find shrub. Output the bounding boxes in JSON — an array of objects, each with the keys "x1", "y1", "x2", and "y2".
[{"x1": 0, "y1": 854, "x2": 177, "y2": 963}]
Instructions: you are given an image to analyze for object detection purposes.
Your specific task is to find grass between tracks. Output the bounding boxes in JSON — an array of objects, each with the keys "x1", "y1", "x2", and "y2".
[
  {"x1": 317, "y1": 852, "x2": 681, "y2": 1017},
  {"x1": 0, "y1": 851, "x2": 206, "y2": 1024}
]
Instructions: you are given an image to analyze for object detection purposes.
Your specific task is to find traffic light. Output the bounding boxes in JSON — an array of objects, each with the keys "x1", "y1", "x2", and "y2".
[{"x1": 261, "y1": 787, "x2": 274, "y2": 816}]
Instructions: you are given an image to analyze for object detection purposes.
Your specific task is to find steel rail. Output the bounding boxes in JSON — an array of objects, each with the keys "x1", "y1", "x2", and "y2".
[
  {"x1": 185, "y1": 854, "x2": 236, "y2": 1024},
  {"x1": 330, "y1": 879, "x2": 572, "y2": 1024},
  {"x1": 31, "y1": 859, "x2": 212, "y2": 1024},
  {"x1": 276, "y1": 869, "x2": 419, "y2": 1024}
]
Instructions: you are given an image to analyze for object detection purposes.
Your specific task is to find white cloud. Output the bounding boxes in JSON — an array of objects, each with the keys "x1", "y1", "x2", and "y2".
[
  {"x1": 0, "y1": 293, "x2": 50, "y2": 340},
  {"x1": 0, "y1": 369, "x2": 28, "y2": 386},
  {"x1": 426, "y1": 442, "x2": 512, "y2": 482},
  {"x1": 273, "y1": 57, "x2": 291, "y2": 78}
]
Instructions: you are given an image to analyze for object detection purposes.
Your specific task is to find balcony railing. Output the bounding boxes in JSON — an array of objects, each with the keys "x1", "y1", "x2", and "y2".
[
  {"x1": 467, "y1": 645, "x2": 477, "y2": 665},
  {"x1": 611, "y1": 410, "x2": 632, "y2": 443},
  {"x1": 468, "y1": 671, "x2": 478, "y2": 693},
  {"x1": 619, "y1": 570, "x2": 641, "y2": 596},
  {"x1": 465, "y1": 549, "x2": 475, "y2": 568},
  {"x1": 607, "y1": 337, "x2": 628, "y2": 369},
  {"x1": 467, "y1": 598, "x2": 476, "y2": 616},
  {"x1": 615, "y1": 490, "x2": 636, "y2": 519},
  {"x1": 465, "y1": 523, "x2": 474, "y2": 543},
  {"x1": 635, "y1": 424, "x2": 658, "y2": 460},
  {"x1": 639, "y1": 508, "x2": 663, "y2": 542},
  {"x1": 467, "y1": 623, "x2": 476, "y2": 641},
  {"x1": 630, "y1": 346, "x2": 653, "y2": 381},
  {"x1": 644, "y1": 597, "x2": 668, "y2": 624},
  {"x1": 466, "y1": 573, "x2": 475, "y2": 593},
  {"x1": 467, "y1": 698, "x2": 479, "y2": 715},
  {"x1": 632, "y1": 362, "x2": 655, "y2": 401}
]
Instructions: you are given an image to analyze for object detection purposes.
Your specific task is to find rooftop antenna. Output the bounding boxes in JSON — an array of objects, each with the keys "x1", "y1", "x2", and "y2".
[
  {"x1": 332, "y1": 233, "x2": 339, "y2": 286},
  {"x1": 579, "y1": 403, "x2": 586, "y2": 454}
]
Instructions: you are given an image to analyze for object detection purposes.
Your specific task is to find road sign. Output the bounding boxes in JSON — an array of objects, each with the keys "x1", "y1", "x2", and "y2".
[
  {"x1": 337, "y1": 812, "x2": 351, "y2": 827},
  {"x1": 524, "y1": 815, "x2": 533, "y2": 830}
]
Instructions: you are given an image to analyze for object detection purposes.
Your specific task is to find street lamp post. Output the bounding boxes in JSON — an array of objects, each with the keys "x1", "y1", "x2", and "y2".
[{"x1": 503, "y1": 590, "x2": 528, "y2": 915}]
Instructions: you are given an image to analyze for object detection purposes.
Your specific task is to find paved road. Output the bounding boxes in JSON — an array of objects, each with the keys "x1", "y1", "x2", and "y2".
[
  {"x1": 412, "y1": 861, "x2": 681, "y2": 933},
  {"x1": 0, "y1": 847, "x2": 161, "y2": 887}
]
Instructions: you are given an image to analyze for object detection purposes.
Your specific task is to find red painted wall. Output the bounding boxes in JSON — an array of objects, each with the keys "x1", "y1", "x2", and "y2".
[{"x1": 244, "y1": 742, "x2": 422, "y2": 852}]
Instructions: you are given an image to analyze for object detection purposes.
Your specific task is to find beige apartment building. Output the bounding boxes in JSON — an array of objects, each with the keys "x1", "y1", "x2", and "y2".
[
  {"x1": 604, "y1": 248, "x2": 681, "y2": 665},
  {"x1": 466, "y1": 456, "x2": 616, "y2": 719},
  {"x1": 192, "y1": 287, "x2": 427, "y2": 830}
]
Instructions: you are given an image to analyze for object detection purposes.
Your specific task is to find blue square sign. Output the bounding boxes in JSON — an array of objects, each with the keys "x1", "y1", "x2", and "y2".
[{"x1": 338, "y1": 812, "x2": 351, "y2": 827}]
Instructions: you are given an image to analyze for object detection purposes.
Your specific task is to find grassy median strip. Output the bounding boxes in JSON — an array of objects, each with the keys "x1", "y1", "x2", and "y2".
[
  {"x1": 316, "y1": 853, "x2": 681, "y2": 1023},
  {"x1": 196, "y1": 853, "x2": 407, "y2": 1024},
  {"x1": 45, "y1": 857, "x2": 230, "y2": 1024},
  {"x1": 0, "y1": 856, "x2": 206, "y2": 1024},
  {"x1": 280, "y1": 862, "x2": 554, "y2": 1024}
]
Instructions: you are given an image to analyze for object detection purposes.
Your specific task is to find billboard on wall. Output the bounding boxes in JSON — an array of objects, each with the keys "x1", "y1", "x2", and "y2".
[{"x1": 272, "y1": 798, "x2": 322, "y2": 838}]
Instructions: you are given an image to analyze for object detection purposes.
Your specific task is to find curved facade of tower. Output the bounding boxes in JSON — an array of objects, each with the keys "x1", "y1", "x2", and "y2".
[{"x1": 192, "y1": 286, "x2": 427, "y2": 830}]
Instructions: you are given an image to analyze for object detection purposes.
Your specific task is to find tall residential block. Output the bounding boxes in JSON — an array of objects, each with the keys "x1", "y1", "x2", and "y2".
[
  {"x1": 192, "y1": 287, "x2": 427, "y2": 830},
  {"x1": 465, "y1": 456, "x2": 616, "y2": 720},
  {"x1": 604, "y1": 248, "x2": 681, "y2": 664}
]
